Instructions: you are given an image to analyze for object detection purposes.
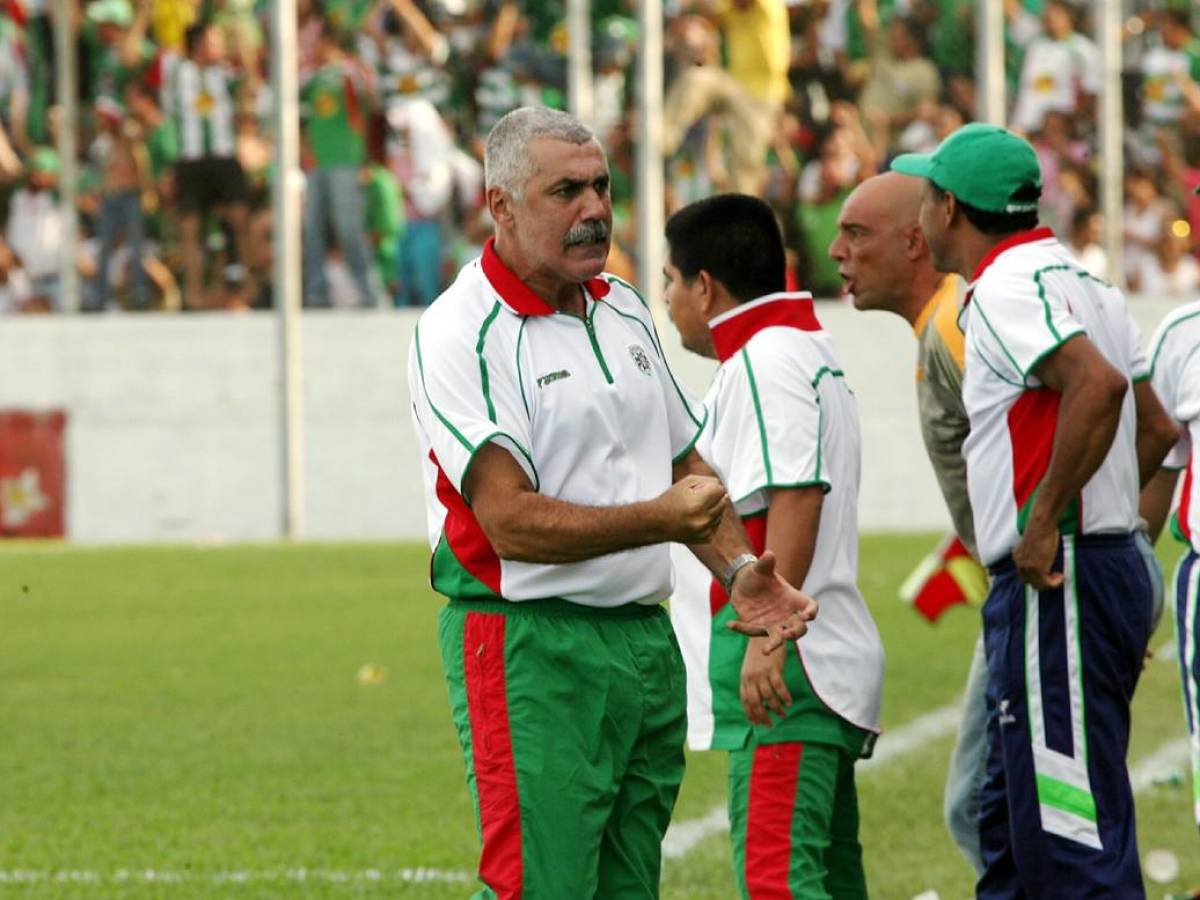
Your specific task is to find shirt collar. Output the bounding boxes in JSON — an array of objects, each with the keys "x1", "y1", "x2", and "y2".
[
  {"x1": 912, "y1": 275, "x2": 959, "y2": 336},
  {"x1": 964, "y1": 226, "x2": 1056, "y2": 306},
  {"x1": 481, "y1": 237, "x2": 611, "y2": 317},
  {"x1": 708, "y1": 292, "x2": 819, "y2": 363}
]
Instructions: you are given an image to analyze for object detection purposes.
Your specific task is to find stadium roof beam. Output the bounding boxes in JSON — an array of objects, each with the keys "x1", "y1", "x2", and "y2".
[
  {"x1": 976, "y1": 0, "x2": 1005, "y2": 125},
  {"x1": 1097, "y1": 0, "x2": 1124, "y2": 288},
  {"x1": 637, "y1": 0, "x2": 665, "y2": 309},
  {"x1": 271, "y1": 0, "x2": 306, "y2": 539},
  {"x1": 54, "y1": 0, "x2": 79, "y2": 313},
  {"x1": 567, "y1": 0, "x2": 594, "y2": 127}
]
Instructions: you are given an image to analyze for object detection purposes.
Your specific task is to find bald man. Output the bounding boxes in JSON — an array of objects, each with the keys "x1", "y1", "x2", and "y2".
[
  {"x1": 829, "y1": 172, "x2": 987, "y2": 874},
  {"x1": 831, "y1": 172, "x2": 1170, "y2": 882}
]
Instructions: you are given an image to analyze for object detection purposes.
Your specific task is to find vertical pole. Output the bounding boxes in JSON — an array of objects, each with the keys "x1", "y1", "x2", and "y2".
[
  {"x1": 976, "y1": 0, "x2": 1006, "y2": 125},
  {"x1": 567, "y1": 0, "x2": 594, "y2": 127},
  {"x1": 54, "y1": 0, "x2": 79, "y2": 312},
  {"x1": 272, "y1": 0, "x2": 304, "y2": 538},
  {"x1": 1097, "y1": 0, "x2": 1124, "y2": 287},
  {"x1": 636, "y1": 0, "x2": 664, "y2": 308}
]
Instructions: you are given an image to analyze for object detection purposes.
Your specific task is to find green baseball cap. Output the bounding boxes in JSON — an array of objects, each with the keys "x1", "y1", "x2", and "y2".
[
  {"x1": 87, "y1": 0, "x2": 133, "y2": 27},
  {"x1": 28, "y1": 147, "x2": 60, "y2": 175},
  {"x1": 891, "y1": 123, "x2": 1042, "y2": 214}
]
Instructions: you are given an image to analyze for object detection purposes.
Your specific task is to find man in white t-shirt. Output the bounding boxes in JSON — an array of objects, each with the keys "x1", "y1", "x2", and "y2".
[
  {"x1": 1139, "y1": 288, "x2": 1200, "y2": 841},
  {"x1": 1010, "y1": 0, "x2": 1100, "y2": 135},
  {"x1": 407, "y1": 107, "x2": 816, "y2": 899},
  {"x1": 894, "y1": 123, "x2": 1172, "y2": 897},
  {"x1": 664, "y1": 193, "x2": 883, "y2": 899}
]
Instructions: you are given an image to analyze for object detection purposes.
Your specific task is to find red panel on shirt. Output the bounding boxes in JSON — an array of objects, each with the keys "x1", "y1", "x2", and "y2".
[{"x1": 432, "y1": 451, "x2": 503, "y2": 595}]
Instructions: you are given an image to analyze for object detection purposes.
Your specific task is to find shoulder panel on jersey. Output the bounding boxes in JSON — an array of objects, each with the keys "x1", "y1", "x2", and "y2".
[{"x1": 1148, "y1": 303, "x2": 1200, "y2": 380}]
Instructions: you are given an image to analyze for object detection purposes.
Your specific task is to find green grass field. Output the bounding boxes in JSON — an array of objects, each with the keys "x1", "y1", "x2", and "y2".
[{"x1": 2, "y1": 537, "x2": 1196, "y2": 899}]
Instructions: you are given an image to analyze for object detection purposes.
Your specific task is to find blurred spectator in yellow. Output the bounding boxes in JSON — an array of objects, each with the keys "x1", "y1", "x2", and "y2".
[{"x1": 150, "y1": 0, "x2": 196, "y2": 52}]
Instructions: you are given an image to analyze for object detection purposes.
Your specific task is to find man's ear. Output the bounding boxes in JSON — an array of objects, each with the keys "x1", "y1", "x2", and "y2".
[
  {"x1": 903, "y1": 222, "x2": 927, "y2": 261},
  {"x1": 696, "y1": 269, "x2": 718, "y2": 317},
  {"x1": 487, "y1": 186, "x2": 512, "y2": 228}
]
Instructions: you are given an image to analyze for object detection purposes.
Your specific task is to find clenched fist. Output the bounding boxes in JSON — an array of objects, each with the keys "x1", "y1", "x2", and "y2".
[{"x1": 657, "y1": 475, "x2": 728, "y2": 543}]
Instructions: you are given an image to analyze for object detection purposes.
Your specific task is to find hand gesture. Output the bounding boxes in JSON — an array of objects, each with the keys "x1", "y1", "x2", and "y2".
[
  {"x1": 740, "y1": 636, "x2": 792, "y2": 726},
  {"x1": 1013, "y1": 520, "x2": 1062, "y2": 591},
  {"x1": 726, "y1": 551, "x2": 818, "y2": 651},
  {"x1": 659, "y1": 475, "x2": 728, "y2": 543}
]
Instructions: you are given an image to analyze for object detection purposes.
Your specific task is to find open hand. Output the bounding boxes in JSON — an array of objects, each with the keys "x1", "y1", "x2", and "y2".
[{"x1": 726, "y1": 551, "x2": 818, "y2": 651}]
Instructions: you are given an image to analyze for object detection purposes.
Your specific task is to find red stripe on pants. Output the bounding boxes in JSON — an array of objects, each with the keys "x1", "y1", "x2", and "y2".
[
  {"x1": 463, "y1": 612, "x2": 523, "y2": 898},
  {"x1": 744, "y1": 742, "x2": 804, "y2": 899}
]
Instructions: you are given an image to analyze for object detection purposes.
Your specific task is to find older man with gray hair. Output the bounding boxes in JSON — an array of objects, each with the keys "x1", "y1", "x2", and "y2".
[{"x1": 406, "y1": 106, "x2": 817, "y2": 897}]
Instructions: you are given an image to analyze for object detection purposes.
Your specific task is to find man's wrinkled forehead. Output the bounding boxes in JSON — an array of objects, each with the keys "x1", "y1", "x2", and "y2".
[{"x1": 526, "y1": 137, "x2": 609, "y2": 186}]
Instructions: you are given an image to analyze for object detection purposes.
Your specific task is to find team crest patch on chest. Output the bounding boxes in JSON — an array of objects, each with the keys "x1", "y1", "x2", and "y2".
[{"x1": 629, "y1": 345, "x2": 652, "y2": 375}]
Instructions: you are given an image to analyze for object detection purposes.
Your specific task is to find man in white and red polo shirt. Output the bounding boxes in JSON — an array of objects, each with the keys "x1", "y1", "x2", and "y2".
[
  {"x1": 893, "y1": 123, "x2": 1162, "y2": 897},
  {"x1": 407, "y1": 107, "x2": 817, "y2": 899},
  {"x1": 664, "y1": 193, "x2": 884, "y2": 899}
]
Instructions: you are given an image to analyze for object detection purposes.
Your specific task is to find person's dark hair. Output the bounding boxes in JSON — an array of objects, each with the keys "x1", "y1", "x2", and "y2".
[
  {"x1": 892, "y1": 15, "x2": 927, "y2": 55},
  {"x1": 184, "y1": 21, "x2": 211, "y2": 57},
  {"x1": 665, "y1": 194, "x2": 787, "y2": 302},
  {"x1": 930, "y1": 184, "x2": 1040, "y2": 235},
  {"x1": 1163, "y1": 9, "x2": 1191, "y2": 31},
  {"x1": 1070, "y1": 205, "x2": 1097, "y2": 237}
]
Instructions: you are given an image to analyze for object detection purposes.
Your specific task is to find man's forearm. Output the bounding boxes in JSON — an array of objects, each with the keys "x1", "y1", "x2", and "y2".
[
  {"x1": 1027, "y1": 381, "x2": 1123, "y2": 531},
  {"x1": 1134, "y1": 379, "x2": 1182, "y2": 488},
  {"x1": 485, "y1": 491, "x2": 674, "y2": 563},
  {"x1": 673, "y1": 451, "x2": 753, "y2": 581},
  {"x1": 687, "y1": 496, "x2": 754, "y2": 582}
]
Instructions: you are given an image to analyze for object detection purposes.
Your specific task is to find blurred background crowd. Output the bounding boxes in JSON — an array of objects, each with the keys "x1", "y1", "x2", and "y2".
[{"x1": 0, "y1": 0, "x2": 1198, "y2": 313}]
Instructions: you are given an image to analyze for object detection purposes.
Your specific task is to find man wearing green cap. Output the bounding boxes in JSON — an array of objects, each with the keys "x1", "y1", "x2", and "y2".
[{"x1": 892, "y1": 123, "x2": 1171, "y2": 896}]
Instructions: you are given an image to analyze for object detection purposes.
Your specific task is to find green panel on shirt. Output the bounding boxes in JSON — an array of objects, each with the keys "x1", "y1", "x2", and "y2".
[
  {"x1": 300, "y1": 64, "x2": 366, "y2": 168},
  {"x1": 706, "y1": 603, "x2": 870, "y2": 758}
]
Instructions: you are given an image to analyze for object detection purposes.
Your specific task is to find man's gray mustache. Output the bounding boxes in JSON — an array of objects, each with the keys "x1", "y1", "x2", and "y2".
[{"x1": 564, "y1": 221, "x2": 610, "y2": 247}]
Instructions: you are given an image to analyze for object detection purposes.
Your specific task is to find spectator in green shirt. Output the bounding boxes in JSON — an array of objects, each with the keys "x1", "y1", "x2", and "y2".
[{"x1": 300, "y1": 24, "x2": 376, "y2": 307}]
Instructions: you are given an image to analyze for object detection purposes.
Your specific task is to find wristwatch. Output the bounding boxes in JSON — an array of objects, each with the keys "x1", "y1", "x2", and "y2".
[{"x1": 721, "y1": 553, "x2": 758, "y2": 595}]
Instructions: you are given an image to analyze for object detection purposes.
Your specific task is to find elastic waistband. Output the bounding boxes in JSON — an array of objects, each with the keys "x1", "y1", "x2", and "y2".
[
  {"x1": 448, "y1": 596, "x2": 664, "y2": 620},
  {"x1": 987, "y1": 532, "x2": 1134, "y2": 576}
]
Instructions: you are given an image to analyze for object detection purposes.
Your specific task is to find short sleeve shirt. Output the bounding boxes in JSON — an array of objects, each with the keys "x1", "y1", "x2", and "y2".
[
  {"x1": 408, "y1": 239, "x2": 706, "y2": 607},
  {"x1": 960, "y1": 228, "x2": 1140, "y2": 565},
  {"x1": 669, "y1": 294, "x2": 884, "y2": 752},
  {"x1": 1146, "y1": 301, "x2": 1200, "y2": 550}
]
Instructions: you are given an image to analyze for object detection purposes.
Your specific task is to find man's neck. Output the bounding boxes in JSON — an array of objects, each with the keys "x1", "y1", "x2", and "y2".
[
  {"x1": 899, "y1": 269, "x2": 945, "y2": 327},
  {"x1": 958, "y1": 229, "x2": 1025, "y2": 282},
  {"x1": 493, "y1": 236, "x2": 587, "y2": 316}
]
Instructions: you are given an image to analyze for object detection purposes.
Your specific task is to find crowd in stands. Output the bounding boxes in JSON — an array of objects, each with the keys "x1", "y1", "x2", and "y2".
[{"x1": 0, "y1": 0, "x2": 1198, "y2": 313}]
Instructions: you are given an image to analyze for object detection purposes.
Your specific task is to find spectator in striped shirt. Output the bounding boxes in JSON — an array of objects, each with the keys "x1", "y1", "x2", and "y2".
[{"x1": 163, "y1": 20, "x2": 254, "y2": 309}]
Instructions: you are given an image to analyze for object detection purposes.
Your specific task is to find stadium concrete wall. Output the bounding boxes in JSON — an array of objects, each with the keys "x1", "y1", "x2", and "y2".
[{"x1": 0, "y1": 298, "x2": 1181, "y2": 543}]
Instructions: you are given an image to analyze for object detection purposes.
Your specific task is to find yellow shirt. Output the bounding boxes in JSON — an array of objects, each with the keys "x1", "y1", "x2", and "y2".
[
  {"x1": 718, "y1": 0, "x2": 791, "y2": 106},
  {"x1": 152, "y1": 0, "x2": 196, "y2": 52}
]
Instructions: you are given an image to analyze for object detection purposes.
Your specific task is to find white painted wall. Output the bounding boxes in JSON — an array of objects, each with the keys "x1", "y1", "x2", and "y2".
[{"x1": 0, "y1": 298, "x2": 1181, "y2": 543}]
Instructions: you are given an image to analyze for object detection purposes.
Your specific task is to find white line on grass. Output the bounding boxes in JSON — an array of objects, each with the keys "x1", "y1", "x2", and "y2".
[
  {"x1": 1130, "y1": 737, "x2": 1192, "y2": 794},
  {"x1": 1155, "y1": 637, "x2": 1178, "y2": 663},
  {"x1": 662, "y1": 701, "x2": 964, "y2": 859},
  {"x1": 0, "y1": 868, "x2": 471, "y2": 886}
]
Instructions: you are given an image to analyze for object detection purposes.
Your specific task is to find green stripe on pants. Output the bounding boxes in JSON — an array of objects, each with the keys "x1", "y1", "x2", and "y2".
[
  {"x1": 438, "y1": 598, "x2": 687, "y2": 899},
  {"x1": 728, "y1": 740, "x2": 867, "y2": 900}
]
